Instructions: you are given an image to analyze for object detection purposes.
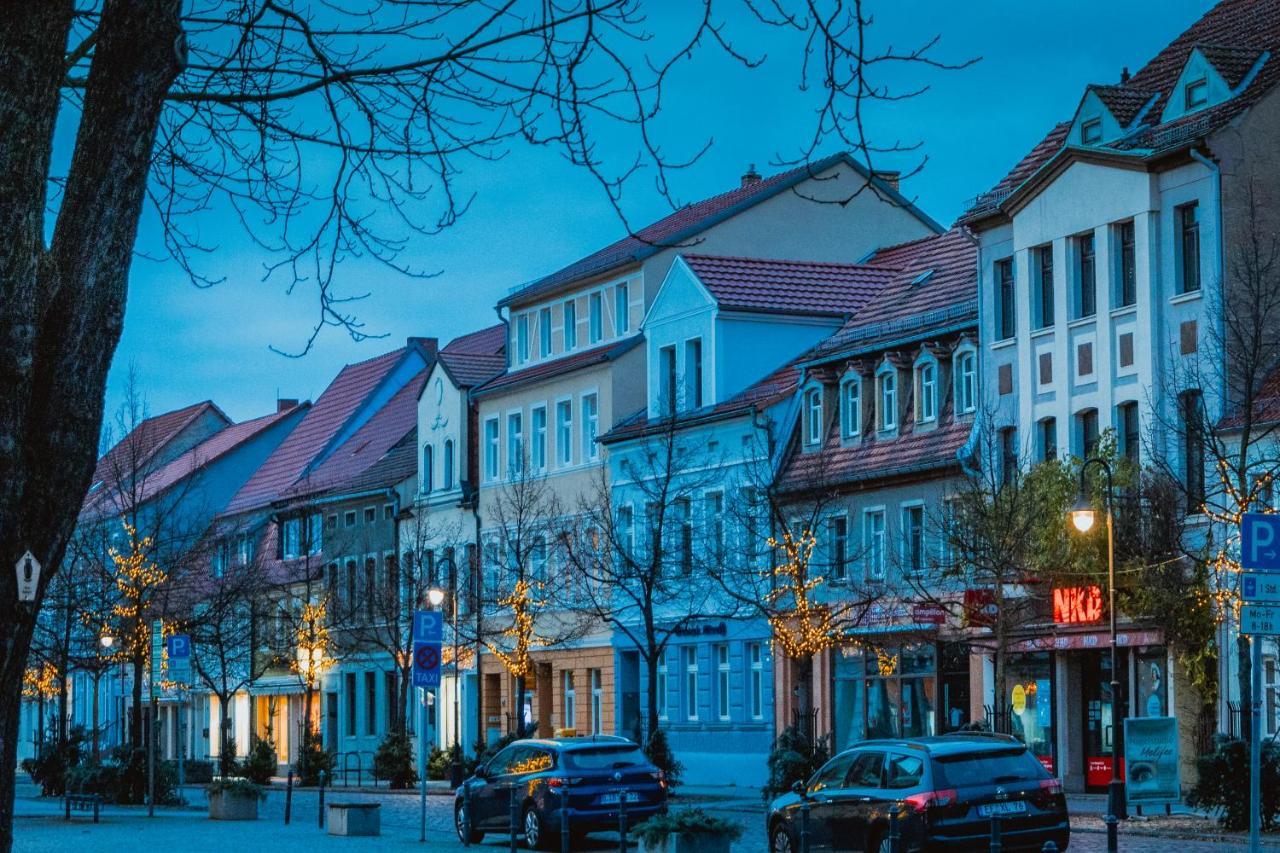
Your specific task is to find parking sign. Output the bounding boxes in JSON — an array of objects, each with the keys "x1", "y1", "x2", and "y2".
[{"x1": 1242, "y1": 513, "x2": 1280, "y2": 571}]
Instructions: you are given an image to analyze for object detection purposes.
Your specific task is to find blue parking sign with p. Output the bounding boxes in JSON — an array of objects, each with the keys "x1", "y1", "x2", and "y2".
[
  {"x1": 412, "y1": 610, "x2": 443, "y2": 688},
  {"x1": 414, "y1": 610, "x2": 443, "y2": 643},
  {"x1": 167, "y1": 634, "x2": 191, "y2": 659},
  {"x1": 1243, "y1": 513, "x2": 1280, "y2": 572}
]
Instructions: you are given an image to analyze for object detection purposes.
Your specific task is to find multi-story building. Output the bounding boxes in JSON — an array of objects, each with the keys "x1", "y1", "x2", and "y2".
[
  {"x1": 959, "y1": 0, "x2": 1280, "y2": 791},
  {"x1": 469, "y1": 155, "x2": 943, "y2": 746}
]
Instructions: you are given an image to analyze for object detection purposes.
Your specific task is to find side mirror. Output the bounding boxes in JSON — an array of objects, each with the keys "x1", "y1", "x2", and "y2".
[
  {"x1": 475, "y1": 765, "x2": 488, "y2": 779},
  {"x1": 791, "y1": 780, "x2": 806, "y2": 797}
]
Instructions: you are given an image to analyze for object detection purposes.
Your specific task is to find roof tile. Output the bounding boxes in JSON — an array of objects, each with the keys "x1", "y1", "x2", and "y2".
[{"x1": 682, "y1": 255, "x2": 895, "y2": 316}]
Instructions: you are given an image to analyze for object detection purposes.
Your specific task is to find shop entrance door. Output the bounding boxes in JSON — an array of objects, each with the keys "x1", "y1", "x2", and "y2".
[{"x1": 1081, "y1": 649, "x2": 1129, "y2": 791}]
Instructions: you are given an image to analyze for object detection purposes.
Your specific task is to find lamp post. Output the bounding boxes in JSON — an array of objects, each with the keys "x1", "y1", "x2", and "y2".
[
  {"x1": 1068, "y1": 456, "x2": 1125, "y2": 852},
  {"x1": 418, "y1": 586, "x2": 444, "y2": 843},
  {"x1": 434, "y1": 553, "x2": 465, "y2": 788}
]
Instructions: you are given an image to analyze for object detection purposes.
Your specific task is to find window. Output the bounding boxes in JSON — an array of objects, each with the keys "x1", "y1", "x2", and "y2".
[
  {"x1": 385, "y1": 672, "x2": 397, "y2": 734},
  {"x1": 589, "y1": 292, "x2": 603, "y2": 343},
  {"x1": 555, "y1": 400, "x2": 573, "y2": 466},
  {"x1": 236, "y1": 533, "x2": 254, "y2": 566},
  {"x1": 916, "y1": 362, "x2": 937, "y2": 423},
  {"x1": 563, "y1": 670, "x2": 576, "y2": 729},
  {"x1": 531, "y1": 406, "x2": 547, "y2": 472},
  {"x1": 345, "y1": 510, "x2": 356, "y2": 527},
  {"x1": 805, "y1": 388, "x2": 823, "y2": 444},
  {"x1": 538, "y1": 307, "x2": 552, "y2": 358},
  {"x1": 531, "y1": 535, "x2": 548, "y2": 584},
  {"x1": 1080, "y1": 117, "x2": 1102, "y2": 145},
  {"x1": 484, "y1": 417, "x2": 499, "y2": 480},
  {"x1": 997, "y1": 258, "x2": 1015, "y2": 339},
  {"x1": 590, "y1": 669, "x2": 603, "y2": 734},
  {"x1": 683, "y1": 647, "x2": 699, "y2": 721},
  {"x1": 507, "y1": 412, "x2": 524, "y2": 476},
  {"x1": 516, "y1": 314, "x2": 530, "y2": 364},
  {"x1": 955, "y1": 351, "x2": 976, "y2": 414},
  {"x1": 1039, "y1": 417, "x2": 1058, "y2": 462},
  {"x1": 864, "y1": 510, "x2": 886, "y2": 581},
  {"x1": 563, "y1": 299, "x2": 577, "y2": 350},
  {"x1": 999, "y1": 427, "x2": 1018, "y2": 486},
  {"x1": 659, "y1": 345, "x2": 677, "y2": 414},
  {"x1": 684, "y1": 338, "x2": 703, "y2": 409},
  {"x1": 581, "y1": 393, "x2": 599, "y2": 461},
  {"x1": 282, "y1": 518, "x2": 302, "y2": 558},
  {"x1": 715, "y1": 644, "x2": 730, "y2": 721},
  {"x1": 345, "y1": 673, "x2": 357, "y2": 737},
  {"x1": 676, "y1": 497, "x2": 693, "y2": 575},
  {"x1": 364, "y1": 506, "x2": 376, "y2": 524},
  {"x1": 886, "y1": 754, "x2": 925, "y2": 789},
  {"x1": 615, "y1": 282, "x2": 630, "y2": 335},
  {"x1": 748, "y1": 643, "x2": 764, "y2": 720},
  {"x1": 707, "y1": 492, "x2": 725, "y2": 562},
  {"x1": 442, "y1": 439, "x2": 454, "y2": 490},
  {"x1": 828, "y1": 515, "x2": 849, "y2": 580},
  {"x1": 1119, "y1": 401, "x2": 1140, "y2": 463},
  {"x1": 617, "y1": 504, "x2": 634, "y2": 560},
  {"x1": 383, "y1": 504, "x2": 394, "y2": 521},
  {"x1": 1181, "y1": 390, "x2": 1205, "y2": 511},
  {"x1": 365, "y1": 672, "x2": 377, "y2": 736},
  {"x1": 1034, "y1": 244, "x2": 1054, "y2": 328},
  {"x1": 657, "y1": 649, "x2": 669, "y2": 720},
  {"x1": 1076, "y1": 233, "x2": 1096, "y2": 318},
  {"x1": 879, "y1": 370, "x2": 897, "y2": 431},
  {"x1": 1185, "y1": 77, "x2": 1208, "y2": 109},
  {"x1": 1178, "y1": 202, "x2": 1201, "y2": 293},
  {"x1": 842, "y1": 376, "x2": 861, "y2": 438},
  {"x1": 1117, "y1": 220, "x2": 1137, "y2": 307},
  {"x1": 1076, "y1": 408, "x2": 1100, "y2": 458},
  {"x1": 903, "y1": 505, "x2": 925, "y2": 574}
]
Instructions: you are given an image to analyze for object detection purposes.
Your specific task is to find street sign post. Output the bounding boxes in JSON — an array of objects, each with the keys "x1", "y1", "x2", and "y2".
[
  {"x1": 167, "y1": 634, "x2": 192, "y2": 685},
  {"x1": 14, "y1": 551, "x2": 40, "y2": 603},
  {"x1": 413, "y1": 609, "x2": 444, "y2": 842},
  {"x1": 1242, "y1": 573, "x2": 1280, "y2": 604},
  {"x1": 1240, "y1": 513, "x2": 1280, "y2": 853},
  {"x1": 1242, "y1": 604, "x2": 1280, "y2": 636}
]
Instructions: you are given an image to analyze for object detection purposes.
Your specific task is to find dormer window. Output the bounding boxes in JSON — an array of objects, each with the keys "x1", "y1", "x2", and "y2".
[
  {"x1": 915, "y1": 361, "x2": 937, "y2": 423},
  {"x1": 840, "y1": 376, "x2": 861, "y2": 438},
  {"x1": 1080, "y1": 118, "x2": 1102, "y2": 145},
  {"x1": 954, "y1": 350, "x2": 977, "y2": 414},
  {"x1": 878, "y1": 370, "x2": 897, "y2": 432},
  {"x1": 1185, "y1": 77, "x2": 1208, "y2": 109},
  {"x1": 804, "y1": 388, "x2": 823, "y2": 445}
]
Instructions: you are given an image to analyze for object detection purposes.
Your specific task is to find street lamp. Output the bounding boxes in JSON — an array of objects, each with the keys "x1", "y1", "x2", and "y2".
[
  {"x1": 1068, "y1": 456, "x2": 1125, "y2": 852},
  {"x1": 427, "y1": 587, "x2": 445, "y2": 608},
  {"x1": 99, "y1": 632, "x2": 115, "y2": 650}
]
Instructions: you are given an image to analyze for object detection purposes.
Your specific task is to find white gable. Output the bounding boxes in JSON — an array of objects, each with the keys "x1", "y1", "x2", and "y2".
[
  {"x1": 1070, "y1": 89, "x2": 1125, "y2": 147},
  {"x1": 642, "y1": 255, "x2": 717, "y2": 328}
]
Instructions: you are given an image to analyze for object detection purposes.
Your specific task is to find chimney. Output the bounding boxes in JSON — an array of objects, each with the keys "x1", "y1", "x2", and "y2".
[
  {"x1": 1120, "y1": 66, "x2": 1131, "y2": 84},
  {"x1": 277, "y1": 398, "x2": 299, "y2": 413},
  {"x1": 740, "y1": 164, "x2": 762, "y2": 188},
  {"x1": 407, "y1": 336, "x2": 439, "y2": 361},
  {"x1": 873, "y1": 170, "x2": 901, "y2": 192}
]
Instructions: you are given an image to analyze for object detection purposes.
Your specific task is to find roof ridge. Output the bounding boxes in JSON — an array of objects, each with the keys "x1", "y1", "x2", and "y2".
[{"x1": 683, "y1": 252, "x2": 894, "y2": 271}]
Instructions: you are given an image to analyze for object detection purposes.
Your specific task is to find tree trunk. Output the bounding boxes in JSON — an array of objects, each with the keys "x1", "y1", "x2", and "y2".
[
  {"x1": 218, "y1": 696, "x2": 233, "y2": 777},
  {"x1": 92, "y1": 672, "x2": 102, "y2": 762},
  {"x1": 515, "y1": 674, "x2": 528, "y2": 736},
  {"x1": 130, "y1": 655, "x2": 144, "y2": 749},
  {"x1": 794, "y1": 655, "x2": 814, "y2": 739},
  {"x1": 644, "y1": 650, "x2": 660, "y2": 745},
  {"x1": 1239, "y1": 633, "x2": 1252, "y2": 744}
]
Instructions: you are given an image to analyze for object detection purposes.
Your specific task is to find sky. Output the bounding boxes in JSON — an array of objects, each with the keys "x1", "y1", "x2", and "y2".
[{"x1": 106, "y1": 0, "x2": 1213, "y2": 423}]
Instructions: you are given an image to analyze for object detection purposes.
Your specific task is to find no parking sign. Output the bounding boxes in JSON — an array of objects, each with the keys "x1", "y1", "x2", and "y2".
[{"x1": 412, "y1": 610, "x2": 442, "y2": 687}]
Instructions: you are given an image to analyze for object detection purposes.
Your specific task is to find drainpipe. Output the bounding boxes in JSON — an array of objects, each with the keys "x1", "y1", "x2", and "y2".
[
  {"x1": 1189, "y1": 148, "x2": 1225, "y2": 410},
  {"x1": 959, "y1": 226, "x2": 983, "y2": 478}
]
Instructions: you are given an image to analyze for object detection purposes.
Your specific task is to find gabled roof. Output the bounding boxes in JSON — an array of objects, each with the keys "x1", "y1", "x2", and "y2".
[
  {"x1": 498, "y1": 151, "x2": 942, "y2": 308},
  {"x1": 436, "y1": 323, "x2": 507, "y2": 388},
  {"x1": 1091, "y1": 85, "x2": 1159, "y2": 127},
  {"x1": 962, "y1": 0, "x2": 1280, "y2": 225},
  {"x1": 222, "y1": 347, "x2": 410, "y2": 515},
  {"x1": 682, "y1": 254, "x2": 895, "y2": 317},
  {"x1": 471, "y1": 336, "x2": 643, "y2": 399},
  {"x1": 92, "y1": 400, "x2": 230, "y2": 488}
]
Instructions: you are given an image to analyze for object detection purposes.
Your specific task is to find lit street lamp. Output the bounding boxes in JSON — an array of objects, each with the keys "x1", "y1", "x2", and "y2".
[
  {"x1": 100, "y1": 632, "x2": 115, "y2": 650},
  {"x1": 427, "y1": 587, "x2": 445, "y2": 608},
  {"x1": 1068, "y1": 456, "x2": 1125, "y2": 853}
]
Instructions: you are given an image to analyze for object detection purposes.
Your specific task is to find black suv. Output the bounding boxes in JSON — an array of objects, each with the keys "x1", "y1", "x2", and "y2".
[
  {"x1": 766, "y1": 734, "x2": 1069, "y2": 852},
  {"x1": 455, "y1": 736, "x2": 667, "y2": 850}
]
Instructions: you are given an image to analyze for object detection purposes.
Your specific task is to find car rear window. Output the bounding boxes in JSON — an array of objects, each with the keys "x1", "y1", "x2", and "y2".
[
  {"x1": 932, "y1": 748, "x2": 1049, "y2": 787},
  {"x1": 563, "y1": 747, "x2": 649, "y2": 771}
]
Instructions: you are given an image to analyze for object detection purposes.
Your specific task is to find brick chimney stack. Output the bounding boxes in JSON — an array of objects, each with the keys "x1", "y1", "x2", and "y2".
[
  {"x1": 740, "y1": 164, "x2": 762, "y2": 188},
  {"x1": 277, "y1": 398, "x2": 299, "y2": 413}
]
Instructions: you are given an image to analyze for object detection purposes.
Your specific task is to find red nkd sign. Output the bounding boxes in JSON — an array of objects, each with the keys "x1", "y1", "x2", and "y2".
[{"x1": 1053, "y1": 585, "x2": 1103, "y2": 624}]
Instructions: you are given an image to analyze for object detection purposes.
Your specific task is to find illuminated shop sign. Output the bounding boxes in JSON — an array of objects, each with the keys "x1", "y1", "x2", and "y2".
[{"x1": 1052, "y1": 585, "x2": 1103, "y2": 624}]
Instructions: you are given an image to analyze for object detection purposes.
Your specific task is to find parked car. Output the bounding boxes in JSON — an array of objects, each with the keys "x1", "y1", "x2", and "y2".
[
  {"x1": 455, "y1": 735, "x2": 668, "y2": 850},
  {"x1": 766, "y1": 733, "x2": 1069, "y2": 852}
]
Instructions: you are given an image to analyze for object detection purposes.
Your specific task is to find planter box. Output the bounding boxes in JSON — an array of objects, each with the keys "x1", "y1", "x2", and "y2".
[
  {"x1": 639, "y1": 834, "x2": 733, "y2": 853},
  {"x1": 328, "y1": 802, "x2": 381, "y2": 837},
  {"x1": 208, "y1": 790, "x2": 259, "y2": 821}
]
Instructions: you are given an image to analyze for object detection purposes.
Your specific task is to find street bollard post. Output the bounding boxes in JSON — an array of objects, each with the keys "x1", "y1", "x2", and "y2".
[
  {"x1": 1042, "y1": 842, "x2": 1059, "y2": 853},
  {"x1": 989, "y1": 816, "x2": 1002, "y2": 853},
  {"x1": 618, "y1": 788, "x2": 629, "y2": 853},
  {"x1": 462, "y1": 783, "x2": 473, "y2": 849},
  {"x1": 799, "y1": 796, "x2": 811, "y2": 853},
  {"x1": 509, "y1": 784, "x2": 519, "y2": 853},
  {"x1": 318, "y1": 770, "x2": 326, "y2": 829},
  {"x1": 888, "y1": 810, "x2": 901, "y2": 853},
  {"x1": 285, "y1": 770, "x2": 293, "y2": 825},
  {"x1": 560, "y1": 781, "x2": 572, "y2": 853},
  {"x1": 1105, "y1": 812, "x2": 1118, "y2": 853}
]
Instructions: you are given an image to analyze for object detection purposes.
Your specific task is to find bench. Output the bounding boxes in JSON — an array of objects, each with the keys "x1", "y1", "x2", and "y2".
[
  {"x1": 327, "y1": 802, "x2": 380, "y2": 836},
  {"x1": 63, "y1": 793, "x2": 102, "y2": 823}
]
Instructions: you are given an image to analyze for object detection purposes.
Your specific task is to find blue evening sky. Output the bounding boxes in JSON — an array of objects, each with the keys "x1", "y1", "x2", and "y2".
[{"x1": 107, "y1": 0, "x2": 1211, "y2": 422}]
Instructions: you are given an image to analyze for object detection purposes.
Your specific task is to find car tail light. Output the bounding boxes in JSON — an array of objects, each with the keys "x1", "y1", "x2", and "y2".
[
  {"x1": 546, "y1": 777, "x2": 565, "y2": 790},
  {"x1": 651, "y1": 770, "x2": 667, "y2": 789},
  {"x1": 903, "y1": 789, "x2": 957, "y2": 812},
  {"x1": 1039, "y1": 778, "x2": 1063, "y2": 796}
]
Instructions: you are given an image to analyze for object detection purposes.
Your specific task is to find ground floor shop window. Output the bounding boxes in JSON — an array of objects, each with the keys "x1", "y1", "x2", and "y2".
[
  {"x1": 1007, "y1": 652, "x2": 1054, "y2": 774},
  {"x1": 1135, "y1": 646, "x2": 1168, "y2": 718},
  {"x1": 834, "y1": 642, "x2": 937, "y2": 749}
]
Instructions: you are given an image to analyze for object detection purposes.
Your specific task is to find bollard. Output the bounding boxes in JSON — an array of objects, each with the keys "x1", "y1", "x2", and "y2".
[
  {"x1": 285, "y1": 770, "x2": 293, "y2": 825},
  {"x1": 1105, "y1": 813, "x2": 1118, "y2": 853},
  {"x1": 618, "y1": 788, "x2": 629, "y2": 853},
  {"x1": 462, "y1": 783, "x2": 473, "y2": 849},
  {"x1": 799, "y1": 796, "x2": 811, "y2": 853},
  {"x1": 989, "y1": 816, "x2": 1002, "y2": 853},
  {"x1": 560, "y1": 783, "x2": 571, "y2": 853},
  {"x1": 509, "y1": 784, "x2": 519, "y2": 853},
  {"x1": 1042, "y1": 842, "x2": 1059, "y2": 853},
  {"x1": 318, "y1": 770, "x2": 327, "y2": 830},
  {"x1": 888, "y1": 810, "x2": 901, "y2": 853}
]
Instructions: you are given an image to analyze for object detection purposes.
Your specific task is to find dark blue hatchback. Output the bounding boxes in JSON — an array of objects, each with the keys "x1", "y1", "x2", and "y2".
[{"x1": 454, "y1": 735, "x2": 668, "y2": 850}]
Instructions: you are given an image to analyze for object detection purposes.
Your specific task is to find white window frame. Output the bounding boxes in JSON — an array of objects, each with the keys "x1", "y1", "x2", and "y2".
[
  {"x1": 804, "y1": 387, "x2": 823, "y2": 445},
  {"x1": 683, "y1": 646, "x2": 699, "y2": 722},
  {"x1": 589, "y1": 292, "x2": 603, "y2": 343},
  {"x1": 555, "y1": 398, "x2": 573, "y2": 467},
  {"x1": 841, "y1": 374, "x2": 861, "y2": 438},
  {"x1": 614, "y1": 282, "x2": 630, "y2": 335},
  {"x1": 915, "y1": 359, "x2": 937, "y2": 423},
  {"x1": 563, "y1": 299, "x2": 578, "y2": 351},
  {"x1": 538, "y1": 307, "x2": 552, "y2": 358},
  {"x1": 563, "y1": 670, "x2": 576, "y2": 730},
  {"x1": 864, "y1": 507, "x2": 886, "y2": 581},
  {"x1": 715, "y1": 644, "x2": 730, "y2": 721},
  {"x1": 483, "y1": 416, "x2": 500, "y2": 481},
  {"x1": 749, "y1": 642, "x2": 764, "y2": 720},
  {"x1": 878, "y1": 368, "x2": 897, "y2": 432},
  {"x1": 531, "y1": 405, "x2": 548, "y2": 472},
  {"x1": 954, "y1": 349, "x2": 977, "y2": 414},
  {"x1": 590, "y1": 669, "x2": 603, "y2": 734},
  {"x1": 506, "y1": 411, "x2": 524, "y2": 477},
  {"x1": 581, "y1": 392, "x2": 599, "y2": 462},
  {"x1": 901, "y1": 501, "x2": 926, "y2": 576}
]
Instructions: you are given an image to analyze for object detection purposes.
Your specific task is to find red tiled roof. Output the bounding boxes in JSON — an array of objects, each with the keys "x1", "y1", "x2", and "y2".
[
  {"x1": 282, "y1": 367, "x2": 427, "y2": 499},
  {"x1": 443, "y1": 323, "x2": 506, "y2": 356},
  {"x1": 472, "y1": 337, "x2": 643, "y2": 399},
  {"x1": 438, "y1": 323, "x2": 507, "y2": 388},
  {"x1": 334, "y1": 429, "x2": 418, "y2": 496},
  {"x1": 777, "y1": 416, "x2": 970, "y2": 494},
  {"x1": 682, "y1": 255, "x2": 895, "y2": 316},
  {"x1": 1218, "y1": 365, "x2": 1280, "y2": 429},
  {"x1": 223, "y1": 347, "x2": 408, "y2": 514},
  {"x1": 91, "y1": 400, "x2": 229, "y2": 487},
  {"x1": 499, "y1": 152, "x2": 941, "y2": 308},
  {"x1": 1091, "y1": 85, "x2": 1159, "y2": 127},
  {"x1": 964, "y1": 0, "x2": 1280, "y2": 223}
]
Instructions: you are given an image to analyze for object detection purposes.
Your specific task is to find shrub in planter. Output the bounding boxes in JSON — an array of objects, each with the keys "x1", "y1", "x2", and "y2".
[
  {"x1": 183, "y1": 760, "x2": 215, "y2": 784},
  {"x1": 241, "y1": 737, "x2": 278, "y2": 785},
  {"x1": 1188, "y1": 734, "x2": 1280, "y2": 831},
  {"x1": 644, "y1": 728, "x2": 684, "y2": 792},
  {"x1": 426, "y1": 745, "x2": 456, "y2": 781},
  {"x1": 762, "y1": 725, "x2": 830, "y2": 803},
  {"x1": 21, "y1": 727, "x2": 86, "y2": 796},
  {"x1": 63, "y1": 751, "x2": 179, "y2": 805},
  {"x1": 295, "y1": 730, "x2": 336, "y2": 787},
  {"x1": 634, "y1": 808, "x2": 743, "y2": 853},
  {"x1": 206, "y1": 777, "x2": 266, "y2": 820},
  {"x1": 372, "y1": 732, "x2": 418, "y2": 789}
]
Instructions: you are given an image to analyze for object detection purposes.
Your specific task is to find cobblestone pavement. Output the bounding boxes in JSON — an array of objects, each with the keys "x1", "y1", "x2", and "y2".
[{"x1": 10, "y1": 783, "x2": 1270, "y2": 852}]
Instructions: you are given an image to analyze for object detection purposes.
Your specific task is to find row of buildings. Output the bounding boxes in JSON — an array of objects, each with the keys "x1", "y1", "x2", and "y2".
[{"x1": 21, "y1": 0, "x2": 1280, "y2": 793}]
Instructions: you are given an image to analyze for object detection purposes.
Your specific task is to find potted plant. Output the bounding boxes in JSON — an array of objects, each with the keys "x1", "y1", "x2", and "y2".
[
  {"x1": 206, "y1": 777, "x2": 265, "y2": 820},
  {"x1": 634, "y1": 808, "x2": 744, "y2": 853}
]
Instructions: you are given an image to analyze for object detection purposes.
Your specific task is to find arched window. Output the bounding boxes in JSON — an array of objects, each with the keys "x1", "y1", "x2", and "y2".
[
  {"x1": 443, "y1": 439, "x2": 455, "y2": 490},
  {"x1": 841, "y1": 375, "x2": 861, "y2": 438},
  {"x1": 422, "y1": 444, "x2": 433, "y2": 493},
  {"x1": 954, "y1": 350, "x2": 977, "y2": 414},
  {"x1": 804, "y1": 387, "x2": 823, "y2": 445},
  {"x1": 915, "y1": 360, "x2": 937, "y2": 423},
  {"x1": 878, "y1": 369, "x2": 897, "y2": 431}
]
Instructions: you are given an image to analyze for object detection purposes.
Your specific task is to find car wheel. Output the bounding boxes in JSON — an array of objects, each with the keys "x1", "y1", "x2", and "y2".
[
  {"x1": 455, "y1": 800, "x2": 483, "y2": 844},
  {"x1": 770, "y1": 823, "x2": 796, "y2": 853},
  {"x1": 523, "y1": 805, "x2": 557, "y2": 851}
]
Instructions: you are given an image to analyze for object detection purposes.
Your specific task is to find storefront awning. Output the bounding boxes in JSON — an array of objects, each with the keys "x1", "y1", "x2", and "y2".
[
  {"x1": 248, "y1": 676, "x2": 307, "y2": 696},
  {"x1": 1008, "y1": 627, "x2": 1164, "y2": 653}
]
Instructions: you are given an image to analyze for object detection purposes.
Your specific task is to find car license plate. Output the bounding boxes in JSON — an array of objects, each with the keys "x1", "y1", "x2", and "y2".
[
  {"x1": 599, "y1": 792, "x2": 629, "y2": 805},
  {"x1": 978, "y1": 801, "x2": 1027, "y2": 817}
]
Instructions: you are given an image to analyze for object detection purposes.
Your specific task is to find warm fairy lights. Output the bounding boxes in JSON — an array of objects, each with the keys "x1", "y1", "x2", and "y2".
[
  {"x1": 291, "y1": 598, "x2": 335, "y2": 688},
  {"x1": 22, "y1": 662, "x2": 59, "y2": 701},
  {"x1": 763, "y1": 529, "x2": 840, "y2": 660},
  {"x1": 1203, "y1": 462, "x2": 1275, "y2": 622},
  {"x1": 485, "y1": 578, "x2": 546, "y2": 680}
]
